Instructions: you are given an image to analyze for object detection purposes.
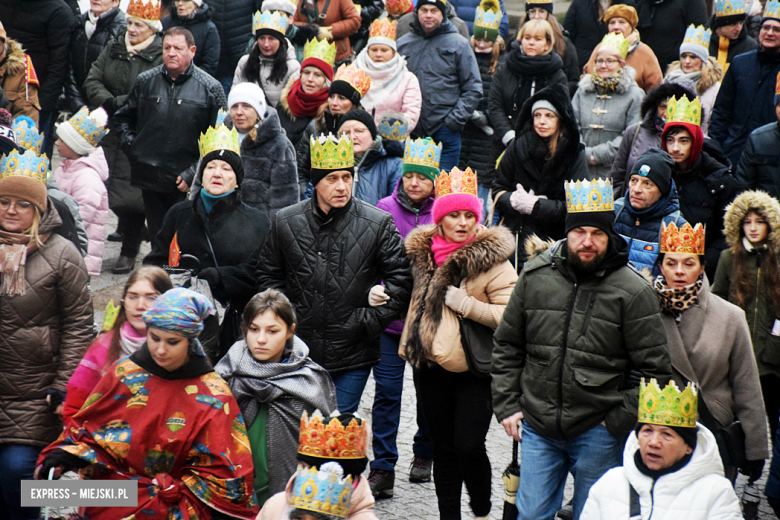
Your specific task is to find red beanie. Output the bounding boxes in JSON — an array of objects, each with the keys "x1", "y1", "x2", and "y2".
[{"x1": 432, "y1": 193, "x2": 483, "y2": 225}]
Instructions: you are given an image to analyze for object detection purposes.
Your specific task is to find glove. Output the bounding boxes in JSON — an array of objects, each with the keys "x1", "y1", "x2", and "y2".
[
  {"x1": 318, "y1": 26, "x2": 333, "y2": 41},
  {"x1": 101, "y1": 97, "x2": 117, "y2": 116},
  {"x1": 47, "y1": 388, "x2": 65, "y2": 413},
  {"x1": 368, "y1": 285, "x2": 389, "y2": 307},
  {"x1": 626, "y1": 369, "x2": 643, "y2": 388},
  {"x1": 471, "y1": 110, "x2": 488, "y2": 127},
  {"x1": 36, "y1": 449, "x2": 89, "y2": 480},
  {"x1": 444, "y1": 285, "x2": 471, "y2": 315},
  {"x1": 739, "y1": 458, "x2": 765, "y2": 484},
  {"x1": 509, "y1": 184, "x2": 546, "y2": 215},
  {"x1": 502, "y1": 130, "x2": 515, "y2": 147},
  {"x1": 199, "y1": 267, "x2": 221, "y2": 289}
]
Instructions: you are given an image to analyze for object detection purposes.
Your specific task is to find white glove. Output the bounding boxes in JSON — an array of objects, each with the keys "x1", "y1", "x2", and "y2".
[
  {"x1": 502, "y1": 130, "x2": 516, "y2": 146},
  {"x1": 510, "y1": 184, "x2": 546, "y2": 215},
  {"x1": 368, "y1": 285, "x2": 390, "y2": 307},
  {"x1": 444, "y1": 285, "x2": 470, "y2": 315}
]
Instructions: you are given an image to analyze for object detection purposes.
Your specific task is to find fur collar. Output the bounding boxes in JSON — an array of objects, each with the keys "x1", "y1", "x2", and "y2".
[
  {"x1": 724, "y1": 190, "x2": 780, "y2": 252},
  {"x1": 577, "y1": 65, "x2": 637, "y2": 94},
  {"x1": 278, "y1": 75, "x2": 328, "y2": 121},
  {"x1": 524, "y1": 234, "x2": 556, "y2": 260},
  {"x1": 664, "y1": 59, "x2": 723, "y2": 94},
  {"x1": 0, "y1": 39, "x2": 28, "y2": 78}
]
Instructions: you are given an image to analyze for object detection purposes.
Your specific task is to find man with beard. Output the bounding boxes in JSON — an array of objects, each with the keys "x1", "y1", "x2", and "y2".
[{"x1": 491, "y1": 177, "x2": 672, "y2": 520}]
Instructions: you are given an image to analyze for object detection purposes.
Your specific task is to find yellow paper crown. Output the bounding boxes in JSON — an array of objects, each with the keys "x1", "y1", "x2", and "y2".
[
  {"x1": 253, "y1": 10, "x2": 289, "y2": 34},
  {"x1": 764, "y1": 0, "x2": 780, "y2": 20},
  {"x1": 311, "y1": 134, "x2": 354, "y2": 171},
  {"x1": 435, "y1": 167, "x2": 478, "y2": 198},
  {"x1": 369, "y1": 18, "x2": 397, "y2": 41},
  {"x1": 666, "y1": 95, "x2": 702, "y2": 126},
  {"x1": 198, "y1": 125, "x2": 241, "y2": 158},
  {"x1": 298, "y1": 410, "x2": 368, "y2": 459},
  {"x1": 102, "y1": 299, "x2": 121, "y2": 332},
  {"x1": 715, "y1": 0, "x2": 746, "y2": 17},
  {"x1": 0, "y1": 149, "x2": 48, "y2": 186},
  {"x1": 660, "y1": 221, "x2": 706, "y2": 255},
  {"x1": 290, "y1": 463, "x2": 353, "y2": 519},
  {"x1": 639, "y1": 378, "x2": 698, "y2": 428},
  {"x1": 304, "y1": 38, "x2": 337, "y2": 68},
  {"x1": 564, "y1": 178, "x2": 614, "y2": 213},
  {"x1": 600, "y1": 32, "x2": 630, "y2": 59},
  {"x1": 334, "y1": 64, "x2": 371, "y2": 97},
  {"x1": 127, "y1": 0, "x2": 161, "y2": 21}
]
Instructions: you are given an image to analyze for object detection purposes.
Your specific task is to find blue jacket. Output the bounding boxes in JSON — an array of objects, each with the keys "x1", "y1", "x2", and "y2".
[
  {"x1": 447, "y1": 0, "x2": 509, "y2": 39},
  {"x1": 613, "y1": 181, "x2": 687, "y2": 274}
]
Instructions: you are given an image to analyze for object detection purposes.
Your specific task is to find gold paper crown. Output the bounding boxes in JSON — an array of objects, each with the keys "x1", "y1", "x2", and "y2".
[
  {"x1": 369, "y1": 18, "x2": 397, "y2": 41},
  {"x1": 333, "y1": 64, "x2": 371, "y2": 97},
  {"x1": 290, "y1": 463, "x2": 353, "y2": 519},
  {"x1": 0, "y1": 149, "x2": 48, "y2": 186},
  {"x1": 666, "y1": 95, "x2": 702, "y2": 126},
  {"x1": 764, "y1": 0, "x2": 780, "y2": 20},
  {"x1": 127, "y1": 0, "x2": 161, "y2": 21},
  {"x1": 298, "y1": 410, "x2": 368, "y2": 459},
  {"x1": 715, "y1": 0, "x2": 746, "y2": 17},
  {"x1": 565, "y1": 178, "x2": 614, "y2": 213},
  {"x1": 386, "y1": 0, "x2": 413, "y2": 16},
  {"x1": 600, "y1": 32, "x2": 630, "y2": 59},
  {"x1": 435, "y1": 167, "x2": 478, "y2": 198},
  {"x1": 304, "y1": 38, "x2": 337, "y2": 67},
  {"x1": 639, "y1": 378, "x2": 698, "y2": 428},
  {"x1": 253, "y1": 10, "x2": 289, "y2": 34},
  {"x1": 198, "y1": 125, "x2": 241, "y2": 158},
  {"x1": 101, "y1": 299, "x2": 121, "y2": 332},
  {"x1": 311, "y1": 134, "x2": 354, "y2": 171},
  {"x1": 660, "y1": 221, "x2": 706, "y2": 255}
]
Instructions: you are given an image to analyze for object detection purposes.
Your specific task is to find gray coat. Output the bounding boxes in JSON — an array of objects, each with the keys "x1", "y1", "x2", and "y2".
[
  {"x1": 572, "y1": 66, "x2": 644, "y2": 179},
  {"x1": 395, "y1": 3, "x2": 469, "y2": 40},
  {"x1": 609, "y1": 116, "x2": 660, "y2": 197}
]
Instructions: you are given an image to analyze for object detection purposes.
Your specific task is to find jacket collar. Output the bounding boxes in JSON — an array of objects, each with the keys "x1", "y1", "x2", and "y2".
[
  {"x1": 194, "y1": 189, "x2": 241, "y2": 222},
  {"x1": 311, "y1": 192, "x2": 353, "y2": 225},
  {"x1": 163, "y1": 61, "x2": 195, "y2": 84},
  {"x1": 550, "y1": 234, "x2": 629, "y2": 282},
  {"x1": 621, "y1": 181, "x2": 681, "y2": 219},
  {"x1": 393, "y1": 178, "x2": 434, "y2": 215},
  {"x1": 410, "y1": 18, "x2": 455, "y2": 39}
]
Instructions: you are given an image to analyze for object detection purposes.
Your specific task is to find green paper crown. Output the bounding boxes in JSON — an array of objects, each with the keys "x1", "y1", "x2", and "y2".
[
  {"x1": 639, "y1": 378, "x2": 698, "y2": 428},
  {"x1": 199, "y1": 125, "x2": 241, "y2": 158},
  {"x1": 311, "y1": 133, "x2": 354, "y2": 171},
  {"x1": 102, "y1": 299, "x2": 121, "y2": 332}
]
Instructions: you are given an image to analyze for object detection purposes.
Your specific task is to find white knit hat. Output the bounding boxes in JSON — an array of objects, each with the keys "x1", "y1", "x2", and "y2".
[
  {"x1": 127, "y1": 14, "x2": 163, "y2": 33},
  {"x1": 56, "y1": 107, "x2": 109, "y2": 155},
  {"x1": 228, "y1": 82, "x2": 268, "y2": 121},
  {"x1": 262, "y1": 0, "x2": 298, "y2": 16}
]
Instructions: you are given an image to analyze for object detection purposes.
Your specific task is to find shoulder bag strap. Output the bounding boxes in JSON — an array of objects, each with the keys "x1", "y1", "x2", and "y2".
[{"x1": 629, "y1": 483, "x2": 641, "y2": 519}]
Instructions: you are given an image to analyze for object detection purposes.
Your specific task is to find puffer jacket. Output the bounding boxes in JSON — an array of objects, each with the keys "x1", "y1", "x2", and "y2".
[
  {"x1": 233, "y1": 41, "x2": 300, "y2": 108},
  {"x1": 400, "y1": 225, "x2": 518, "y2": 372},
  {"x1": 293, "y1": 0, "x2": 361, "y2": 63},
  {"x1": 580, "y1": 426, "x2": 742, "y2": 520},
  {"x1": 614, "y1": 182, "x2": 687, "y2": 274},
  {"x1": 255, "y1": 196, "x2": 412, "y2": 372},
  {"x1": 162, "y1": 4, "x2": 221, "y2": 77},
  {"x1": 113, "y1": 63, "x2": 227, "y2": 192},
  {"x1": 712, "y1": 189, "x2": 780, "y2": 379},
  {"x1": 354, "y1": 139, "x2": 403, "y2": 207},
  {"x1": 563, "y1": 0, "x2": 637, "y2": 70},
  {"x1": 207, "y1": 0, "x2": 262, "y2": 82},
  {"x1": 583, "y1": 39, "x2": 663, "y2": 93},
  {"x1": 735, "y1": 122, "x2": 780, "y2": 200},
  {"x1": 377, "y1": 179, "x2": 434, "y2": 336},
  {"x1": 634, "y1": 0, "x2": 708, "y2": 72},
  {"x1": 491, "y1": 236, "x2": 672, "y2": 439},
  {"x1": 54, "y1": 147, "x2": 110, "y2": 277},
  {"x1": 65, "y1": 7, "x2": 126, "y2": 113},
  {"x1": 573, "y1": 66, "x2": 644, "y2": 178},
  {"x1": 0, "y1": 202, "x2": 92, "y2": 448},
  {"x1": 258, "y1": 474, "x2": 378, "y2": 520},
  {"x1": 0, "y1": 38, "x2": 41, "y2": 124},
  {"x1": 396, "y1": 3, "x2": 470, "y2": 40},
  {"x1": 707, "y1": 17, "x2": 758, "y2": 74}
]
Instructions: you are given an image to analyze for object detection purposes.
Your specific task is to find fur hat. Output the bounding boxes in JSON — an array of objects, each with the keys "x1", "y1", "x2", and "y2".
[{"x1": 603, "y1": 4, "x2": 639, "y2": 29}]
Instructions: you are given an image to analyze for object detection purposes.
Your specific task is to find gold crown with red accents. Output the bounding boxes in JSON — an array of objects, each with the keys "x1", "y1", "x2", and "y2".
[
  {"x1": 127, "y1": 0, "x2": 161, "y2": 21},
  {"x1": 369, "y1": 18, "x2": 397, "y2": 41},
  {"x1": 776, "y1": 70, "x2": 780, "y2": 97},
  {"x1": 435, "y1": 167, "x2": 478, "y2": 198},
  {"x1": 333, "y1": 64, "x2": 371, "y2": 97},
  {"x1": 660, "y1": 221, "x2": 706, "y2": 255},
  {"x1": 298, "y1": 410, "x2": 368, "y2": 459},
  {"x1": 386, "y1": 0, "x2": 413, "y2": 16}
]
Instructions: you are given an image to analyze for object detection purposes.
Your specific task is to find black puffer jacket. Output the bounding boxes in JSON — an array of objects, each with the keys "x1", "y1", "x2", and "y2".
[
  {"x1": 65, "y1": 7, "x2": 126, "y2": 113},
  {"x1": 114, "y1": 63, "x2": 227, "y2": 192},
  {"x1": 635, "y1": 0, "x2": 708, "y2": 72},
  {"x1": 162, "y1": 4, "x2": 221, "y2": 77},
  {"x1": 736, "y1": 122, "x2": 780, "y2": 200},
  {"x1": 208, "y1": 0, "x2": 262, "y2": 81},
  {"x1": 255, "y1": 197, "x2": 413, "y2": 372},
  {"x1": 706, "y1": 16, "x2": 757, "y2": 71},
  {"x1": 564, "y1": 0, "x2": 636, "y2": 70}
]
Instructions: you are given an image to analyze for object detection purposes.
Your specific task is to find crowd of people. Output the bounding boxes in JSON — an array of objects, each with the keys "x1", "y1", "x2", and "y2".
[{"x1": 2, "y1": 0, "x2": 780, "y2": 518}]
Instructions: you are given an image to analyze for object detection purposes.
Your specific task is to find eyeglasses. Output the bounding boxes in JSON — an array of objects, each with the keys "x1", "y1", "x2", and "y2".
[
  {"x1": 595, "y1": 58, "x2": 620, "y2": 66},
  {"x1": 0, "y1": 198, "x2": 33, "y2": 211},
  {"x1": 761, "y1": 24, "x2": 780, "y2": 34}
]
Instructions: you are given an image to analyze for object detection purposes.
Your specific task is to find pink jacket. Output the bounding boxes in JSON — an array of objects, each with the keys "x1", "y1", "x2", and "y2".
[
  {"x1": 257, "y1": 474, "x2": 378, "y2": 520},
  {"x1": 370, "y1": 70, "x2": 422, "y2": 133},
  {"x1": 54, "y1": 147, "x2": 109, "y2": 276},
  {"x1": 62, "y1": 331, "x2": 113, "y2": 425}
]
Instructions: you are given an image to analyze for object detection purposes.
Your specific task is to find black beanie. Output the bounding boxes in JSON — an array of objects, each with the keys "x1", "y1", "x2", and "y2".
[
  {"x1": 712, "y1": 12, "x2": 746, "y2": 29},
  {"x1": 199, "y1": 149, "x2": 245, "y2": 187},
  {"x1": 629, "y1": 148, "x2": 674, "y2": 197},
  {"x1": 416, "y1": 0, "x2": 447, "y2": 16},
  {"x1": 338, "y1": 109, "x2": 378, "y2": 140},
  {"x1": 525, "y1": 1, "x2": 553, "y2": 14},
  {"x1": 565, "y1": 210, "x2": 615, "y2": 235},
  {"x1": 635, "y1": 422, "x2": 698, "y2": 450},
  {"x1": 329, "y1": 80, "x2": 362, "y2": 106}
]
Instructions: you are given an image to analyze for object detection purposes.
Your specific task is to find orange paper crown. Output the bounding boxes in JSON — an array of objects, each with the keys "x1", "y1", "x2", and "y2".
[
  {"x1": 435, "y1": 167, "x2": 479, "y2": 198},
  {"x1": 369, "y1": 18, "x2": 397, "y2": 41},
  {"x1": 660, "y1": 221, "x2": 706, "y2": 255},
  {"x1": 333, "y1": 64, "x2": 371, "y2": 97},
  {"x1": 776, "y1": 70, "x2": 780, "y2": 97},
  {"x1": 127, "y1": 0, "x2": 161, "y2": 21},
  {"x1": 298, "y1": 410, "x2": 368, "y2": 459},
  {"x1": 386, "y1": 0, "x2": 414, "y2": 16}
]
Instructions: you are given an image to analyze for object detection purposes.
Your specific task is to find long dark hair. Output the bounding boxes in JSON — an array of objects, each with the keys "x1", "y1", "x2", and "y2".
[
  {"x1": 732, "y1": 210, "x2": 780, "y2": 316},
  {"x1": 241, "y1": 289, "x2": 297, "y2": 348},
  {"x1": 243, "y1": 36, "x2": 290, "y2": 86}
]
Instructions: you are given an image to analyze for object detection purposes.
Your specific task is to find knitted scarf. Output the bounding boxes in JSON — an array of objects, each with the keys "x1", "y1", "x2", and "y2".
[
  {"x1": 590, "y1": 68, "x2": 624, "y2": 94},
  {"x1": 353, "y1": 50, "x2": 407, "y2": 112},
  {"x1": 286, "y1": 79, "x2": 329, "y2": 118},
  {"x1": 0, "y1": 230, "x2": 45, "y2": 295},
  {"x1": 431, "y1": 233, "x2": 476, "y2": 267},
  {"x1": 654, "y1": 274, "x2": 703, "y2": 320},
  {"x1": 125, "y1": 31, "x2": 156, "y2": 56},
  {"x1": 119, "y1": 321, "x2": 148, "y2": 358}
]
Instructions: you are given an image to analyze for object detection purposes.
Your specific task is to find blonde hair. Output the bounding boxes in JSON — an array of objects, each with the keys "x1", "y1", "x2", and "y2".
[
  {"x1": 470, "y1": 36, "x2": 505, "y2": 74},
  {"x1": 517, "y1": 19, "x2": 555, "y2": 55},
  {"x1": 23, "y1": 207, "x2": 43, "y2": 246}
]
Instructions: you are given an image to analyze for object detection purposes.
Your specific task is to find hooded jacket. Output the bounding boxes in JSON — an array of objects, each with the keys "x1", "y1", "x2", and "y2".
[
  {"x1": 614, "y1": 181, "x2": 687, "y2": 274},
  {"x1": 162, "y1": 4, "x2": 221, "y2": 77},
  {"x1": 233, "y1": 41, "x2": 300, "y2": 108},
  {"x1": 54, "y1": 147, "x2": 110, "y2": 276},
  {"x1": 0, "y1": 202, "x2": 93, "y2": 448},
  {"x1": 573, "y1": 66, "x2": 644, "y2": 178},
  {"x1": 712, "y1": 189, "x2": 780, "y2": 379},
  {"x1": 257, "y1": 474, "x2": 378, "y2": 520},
  {"x1": 491, "y1": 235, "x2": 672, "y2": 439},
  {"x1": 493, "y1": 84, "x2": 590, "y2": 246},
  {"x1": 0, "y1": 38, "x2": 41, "y2": 123},
  {"x1": 353, "y1": 138, "x2": 403, "y2": 207},
  {"x1": 580, "y1": 426, "x2": 742, "y2": 520},
  {"x1": 563, "y1": 0, "x2": 637, "y2": 70},
  {"x1": 735, "y1": 121, "x2": 780, "y2": 201}
]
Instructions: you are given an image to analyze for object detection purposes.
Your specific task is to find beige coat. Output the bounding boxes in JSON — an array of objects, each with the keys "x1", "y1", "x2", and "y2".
[
  {"x1": 400, "y1": 225, "x2": 518, "y2": 373},
  {"x1": 663, "y1": 276, "x2": 769, "y2": 461},
  {"x1": 257, "y1": 474, "x2": 377, "y2": 520}
]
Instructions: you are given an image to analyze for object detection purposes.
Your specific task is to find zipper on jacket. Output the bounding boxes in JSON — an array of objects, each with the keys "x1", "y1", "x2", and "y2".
[
  {"x1": 752, "y1": 267, "x2": 761, "y2": 340},
  {"x1": 580, "y1": 293, "x2": 597, "y2": 335},
  {"x1": 648, "y1": 480, "x2": 657, "y2": 520},
  {"x1": 557, "y1": 283, "x2": 579, "y2": 437}
]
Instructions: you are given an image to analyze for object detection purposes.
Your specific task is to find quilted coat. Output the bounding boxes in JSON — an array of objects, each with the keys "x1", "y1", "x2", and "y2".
[
  {"x1": 0, "y1": 202, "x2": 93, "y2": 448},
  {"x1": 255, "y1": 196, "x2": 413, "y2": 372},
  {"x1": 735, "y1": 122, "x2": 780, "y2": 201}
]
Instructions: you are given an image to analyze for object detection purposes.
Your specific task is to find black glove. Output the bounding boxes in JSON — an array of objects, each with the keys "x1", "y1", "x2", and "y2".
[
  {"x1": 740, "y1": 458, "x2": 765, "y2": 484},
  {"x1": 199, "y1": 267, "x2": 221, "y2": 289},
  {"x1": 38, "y1": 449, "x2": 89, "y2": 479},
  {"x1": 47, "y1": 388, "x2": 65, "y2": 413},
  {"x1": 101, "y1": 97, "x2": 117, "y2": 117},
  {"x1": 626, "y1": 370, "x2": 643, "y2": 388}
]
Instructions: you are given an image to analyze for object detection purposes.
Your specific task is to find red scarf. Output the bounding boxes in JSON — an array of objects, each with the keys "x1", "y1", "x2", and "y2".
[
  {"x1": 431, "y1": 233, "x2": 476, "y2": 267},
  {"x1": 286, "y1": 78, "x2": 329, "y2": 118}
]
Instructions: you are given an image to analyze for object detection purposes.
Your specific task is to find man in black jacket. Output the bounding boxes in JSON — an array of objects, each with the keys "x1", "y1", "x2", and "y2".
[
  {"x1": 256, "y1": 134, "x2": 413, "y2": 414},
  {"x1": 735, "y1": 80, "x2": 780, "y2": 198},
  {"x1": 114, "y1": 26, "x2": 226, "y2": 272}
]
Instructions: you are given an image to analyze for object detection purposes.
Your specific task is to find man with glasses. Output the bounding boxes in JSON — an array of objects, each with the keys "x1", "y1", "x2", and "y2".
[{"x1": 710, "y1": 4, "x2": 780, "y2": 168}]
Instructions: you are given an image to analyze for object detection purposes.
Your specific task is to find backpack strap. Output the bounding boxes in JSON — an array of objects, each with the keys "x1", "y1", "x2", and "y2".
[{"x1": 629, "y1": 483, "x2": 641, "y2": 519}]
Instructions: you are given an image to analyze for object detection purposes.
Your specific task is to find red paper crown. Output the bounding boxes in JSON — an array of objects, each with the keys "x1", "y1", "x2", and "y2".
[
  {"x1": 660, "y1": 221, "x2": 706, "y2": 255},
  {"x1": 298, "y1": 411, "x2": 367, "y2": 459},
  {"x1": 334, "y1": 64, "x2": 371, "y2": 97},
  {"x1": 435, "y1": 167, "x2": 479, "y2": 198},
  {"x1": 386, "y1": 0, "x2": 414, "y2": 16},
  {"x1": 127, "y1": 0, "x2": 161, "y2": 21}
]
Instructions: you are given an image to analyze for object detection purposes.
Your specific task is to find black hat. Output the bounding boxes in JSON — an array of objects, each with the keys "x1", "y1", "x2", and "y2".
[
  {"x1": 629, "y1": 148, "x2": 674, "y2": 197},
  {"x1": 634, "y1": 422, "x2": 698, "y2": 450},
  {"x1": 416, "y1": 0, "x2": 447, "y2": 17},
  {"x1": 199, "y1": 149, "x2": 245, "y2": 187},
  {"x1": 565, "y1": 211, "x2": 615, "y2": 235},
  {"x1": 329, "y1": 80, "x2": 363, "y2": 106},
  {"x1": 338, "y1": 109, "x2": 378, "y2": 140}
]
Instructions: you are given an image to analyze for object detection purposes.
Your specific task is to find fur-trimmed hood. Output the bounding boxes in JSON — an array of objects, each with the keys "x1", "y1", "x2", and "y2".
[
  {"x1": 524, "y1": 234, "x2": 556, "y2": 260},
  {"x1": 278, "y1": 75, "x2": 328, "y2": 121},
  {"x1": 724, "y1": 190, "x2": 780, "y2": 251},
  {"x1": 0, "y1": 39, "x2": 29, "y2": 78},
  {"x1": 664, "y1": 58, "x2": 723, "y2": 95},
  {"x1": 578, "y1": 66, "x2": 637, "y2": 95},
  {"x1": 640, "y1": 81, "x2": 697, "y2": 119}
]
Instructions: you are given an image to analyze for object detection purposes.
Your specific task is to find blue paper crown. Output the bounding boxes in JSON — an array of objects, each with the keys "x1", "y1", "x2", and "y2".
[
  {"x1": 682, "y1": 25, "x2": 711, "y2": 49},
  {"x1": 765, "y1": 0, "x2": 780, "y2": 19},
  {"x1": 216, "y1": 109, "x2": 229, "y2": 126},
  {"x1": 379, "y1": 112, "x2": 408, "y2": 141},
  {"x1": 253, "y1": 10, "x2": 289, "y2": 34},
  {"x1": 12, "y1": 116, "x2": 43, "y2": 154},
  {"x1": 403, "y1": 137, "x2": 442, "y2": 168},
  {"x1": 67, "y1": 106, "x2": 108, "y2": 147},
  {"x1": 715, "y1": 0, "x2": 745, "y2": 16},
  {"x1": 0, "y1": 148, "x2": 49, "y2": 185},
  {"x1": 474, "y1": 8, "x2": 502, "y2": 30},
  {"x1": 565, "y1": 178, "x2": 614, "y2": 213},
  {"x1": 290, "y1": 462, "x2": 353, "y2": 518}
]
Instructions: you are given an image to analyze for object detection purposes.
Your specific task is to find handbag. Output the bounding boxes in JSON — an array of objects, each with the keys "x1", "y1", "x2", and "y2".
[
  {"x1": 713, "y1": 420, "x2": 746, "y2": 468},
  {"x1": 458, "y1": 315, "x2": 495, "y2": 378}
]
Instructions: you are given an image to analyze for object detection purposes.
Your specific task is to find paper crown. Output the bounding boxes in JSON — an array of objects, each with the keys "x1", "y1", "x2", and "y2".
[
  {"x1": 65, "y1": 106, "x2": 109, "y2": 148},
  {"x1": 263, "y1": 0, "x2": 299, "y2": 15},
  {"x1": 639, "y1": 378, "x2": 698, "y2": 428},
  {"x1": 764, "y1": 0, "x2": 780, "y2": 19},
  {"x1": 369, "y1": 18, "x2": 397, "y2": 44},
  {"x1": 715, "y1": 0, "x2": 745, "y2": 17},
  {"x1": 386, "y1": 0, "x2": 413, "y2": 16},
  {"x1": 565, "y1": 178, "x2": 614, "y2": 213},
  {"x1": 666, "y1": 95, "x2": 702, "y2": 127},
  {"x1": 102, "y1": 299, "x2": 121, "y2": 332},
  {"x1": 298, "y1": 410, "x2": 368, "y2": 459},
  {"x1": 333, "y1": 64, "x2": 371, "y2": 97},
  {"x1": 682, "y1": 25, "x2": 711, "y2": 50},
  {"x1": 127, "y1": 0, "x2": 161, "y2": 21},
  {"x1": 290, "y1": 463, "x2": 353, "y2": 519},
  {"x1": 403, "y1": 137, "x2": 441, "y2": 176},
  {"x1": 12, "y1": 116, "x2": 43, "y2": 154},
  {"x1": 379, "y1": 112, "x2": 409, "y2": 141},
  {"x1": 474, "y1": 0, "x2": 502, "y2": 41},
  {"x1": 253, "y1": 10, "x2": 289, "y2": 34},
  {"x1": 776, "y1": 70, "x2": 780, "y2": 96},
  {"x1": 216, "y1": 108, "x2": 229, "y2": 127},
  {"x1": 660, "y1": 221, "x2": 706, "y2": 255},
  {"x1": 304, "y1": 38, "x2": 337, "y2": 68},
  {"x1": 311, "y1": 134, "x2": 355, "y2": 171},
  {"x1": 0, "y1": 148, "x2": 49, "y2": 186},
  {"x1": 600, "y1": 32, "x2": 630, "y2": 59},
  {"x1": 436, "y1": 167, "x2": 478, "y2": 198},
  {"x1": 199, "y1": 125, "x2": 241, "y2": 158}
]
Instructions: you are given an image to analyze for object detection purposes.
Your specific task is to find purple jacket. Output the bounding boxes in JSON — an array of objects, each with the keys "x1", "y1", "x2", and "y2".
[{"x1": 377, "y1": 179, "x2": 435, "y2": 336}]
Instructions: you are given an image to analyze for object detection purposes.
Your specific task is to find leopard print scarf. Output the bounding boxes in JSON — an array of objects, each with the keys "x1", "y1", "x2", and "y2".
[{"x1": 654, "y1": 275, "x2": 704, "y2": 320}]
